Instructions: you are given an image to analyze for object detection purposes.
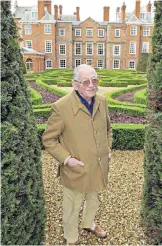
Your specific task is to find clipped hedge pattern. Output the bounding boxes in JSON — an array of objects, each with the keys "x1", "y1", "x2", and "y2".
[
  {"x1": 28, "y1": 87, "x2": 42, "y2": 105},
  {"x1": 112, "y1": 124, "x2": 146, "y2": 149},
  {"x1": 134, "y1": 89, "x2": 147, "y2": 105},
  {"x1": 36, "y1": 80, "x2": 67, "y2": 96},
  {"x1": 37, "y1": 123, "x2": 146, "y2": 150},
  {"x1": 105, "y1": 84, "x2": 147, "y2": 109},
  {"x1": 99, "y1": 81, "x2": 128, "y2": 87}
]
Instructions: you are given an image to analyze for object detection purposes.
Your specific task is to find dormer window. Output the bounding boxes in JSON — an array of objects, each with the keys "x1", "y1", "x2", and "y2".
[
  {"x1": 140, "y1": 13, "x2": 146, "y2": 20},
  {"x1": 31, "y1": 12, "x2": 38, "y2": 21}
]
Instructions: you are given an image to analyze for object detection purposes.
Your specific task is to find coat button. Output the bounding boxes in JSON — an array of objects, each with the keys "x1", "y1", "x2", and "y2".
[
  {"x1": 98, "y1": 157, "x2": 101, "y2": 161},
  {"x1": 97, "y1": 144, "x2": 100, "y2": 148},
  {"x1": 94, "y1": 131, "x2": 97, "y2": 134}
]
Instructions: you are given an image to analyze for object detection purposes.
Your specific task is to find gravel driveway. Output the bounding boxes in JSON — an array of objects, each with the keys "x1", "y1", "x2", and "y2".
[{"x1": 42, "y1": 150, "x2": 149, "y2": 245}]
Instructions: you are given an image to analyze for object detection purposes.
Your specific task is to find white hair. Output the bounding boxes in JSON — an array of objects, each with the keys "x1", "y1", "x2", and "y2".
[{"x1": 73, "y1": 64, "x2": 97, "y2": 81}]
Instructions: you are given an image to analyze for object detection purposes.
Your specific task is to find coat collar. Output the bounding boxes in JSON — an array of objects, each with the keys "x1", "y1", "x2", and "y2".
[{"x1": 70, "y1": 90, "x2": 100, "y2": 117}]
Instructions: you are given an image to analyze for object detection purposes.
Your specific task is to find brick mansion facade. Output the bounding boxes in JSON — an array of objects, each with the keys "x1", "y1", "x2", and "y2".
[{"x1": 13, "y1": 0, "x2": 154, "y2": 72}]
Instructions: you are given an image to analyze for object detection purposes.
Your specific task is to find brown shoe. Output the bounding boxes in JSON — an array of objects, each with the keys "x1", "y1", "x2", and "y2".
[{"x1": 84, "y1": 224, "x2": 107, "y2": 238}]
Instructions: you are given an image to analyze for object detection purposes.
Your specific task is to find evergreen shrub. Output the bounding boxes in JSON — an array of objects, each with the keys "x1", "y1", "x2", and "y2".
[
  {"x1": 1, "y1": 2, "x2": 46, "y2": 245},
  {"x1": 37, "y1": 124, "x2": 146, "y2": 150},
  {"x1": 134, "y1": 89, "x2": 147, "y2": 105},
  {"x1": 141, "y1": 1, "x2": 162, "y2": 243}
]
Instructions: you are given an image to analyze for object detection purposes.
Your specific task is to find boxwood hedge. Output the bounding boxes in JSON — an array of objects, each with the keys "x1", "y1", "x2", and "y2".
[{"x1": 37, "y1": 123, "x2": 146, "y2": 150}]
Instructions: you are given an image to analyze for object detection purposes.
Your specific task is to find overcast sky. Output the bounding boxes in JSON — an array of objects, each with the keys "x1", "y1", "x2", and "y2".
[{"x1": 11, "y1": 0, "x2": 154, "y2": 21}]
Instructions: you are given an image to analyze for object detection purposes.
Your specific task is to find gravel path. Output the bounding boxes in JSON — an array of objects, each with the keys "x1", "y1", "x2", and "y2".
[{"x1": 42, "y1": 150, "x2": 148, "y2": 245}]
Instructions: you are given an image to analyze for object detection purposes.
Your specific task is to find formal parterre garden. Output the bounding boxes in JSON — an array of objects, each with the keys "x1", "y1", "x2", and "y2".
[
  {"x1": 25, "y1": 69, "x2": 148, "y2": 150},
  {"x1": 26, "y1": 69, "x2": 153, "y2": 244}
]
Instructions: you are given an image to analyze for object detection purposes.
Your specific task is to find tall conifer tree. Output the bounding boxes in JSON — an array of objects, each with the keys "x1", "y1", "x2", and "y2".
[
  {"x1": 141, "y1": 1, "x2": 162, "y2": 244},
  {"x1": 1, "y1": 1, "x2": 46, "y2": 244}
]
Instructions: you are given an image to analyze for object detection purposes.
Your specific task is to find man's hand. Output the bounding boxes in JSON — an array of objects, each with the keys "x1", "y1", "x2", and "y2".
[
  {"x1": 67, "y1": 157, "x2": 84, "y2": 167},
  {"x1": 108, "y1": 153, "x2": 111, "y2": 159}
]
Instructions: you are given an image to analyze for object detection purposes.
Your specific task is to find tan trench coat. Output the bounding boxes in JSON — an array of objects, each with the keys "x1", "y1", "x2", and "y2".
[{"x1": 42, "y1": 90, "x2": 113, "y2": 193}]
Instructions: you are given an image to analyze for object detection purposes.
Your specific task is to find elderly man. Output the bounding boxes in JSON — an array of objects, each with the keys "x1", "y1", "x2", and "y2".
[{"x1": 42, "y1": 64, "x2": 112, "y2": 245}]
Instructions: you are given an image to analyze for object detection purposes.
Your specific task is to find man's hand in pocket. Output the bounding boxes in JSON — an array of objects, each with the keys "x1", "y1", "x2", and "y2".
[{"x1": 67, "y1": 157, "x2": 84, "y2": 167}]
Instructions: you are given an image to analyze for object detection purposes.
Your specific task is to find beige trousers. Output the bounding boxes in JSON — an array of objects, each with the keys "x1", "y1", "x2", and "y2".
[{"x1": 63, "y1": 186, "x2": 100, "y2": 243}]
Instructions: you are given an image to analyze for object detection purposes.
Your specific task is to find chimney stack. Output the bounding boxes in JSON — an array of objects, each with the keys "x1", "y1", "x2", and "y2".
[
  {"x1": 103, "y1": 6, "x2": 110, "y2": 22},
  {"x1": 54, "y1": 5, "x2": 58, "y2": 20},
  {"x1": 116, "y1": 7, "x2": 120, "y2": 22},
  {"x1": 135, "y1": 0, "x2": 140, "y2": 19},
  {"x1": 76, "y1": 7, "x2": 80, "y2": 21},
  {"x1": 121, "y1": 2, "x2": 126, "y2": 23},
  {"x1": 44, "y1": 0, "x2": 51, "y2": 14},
  {"x1": 38, "y1": 0, "x2": 44, "y2": 20},
  {"x1": 146, "y1": 1, "x2": 152, "y2": 12},
  {"x1": 59, "y1": 5, "x2": 63, "y2": 15}
]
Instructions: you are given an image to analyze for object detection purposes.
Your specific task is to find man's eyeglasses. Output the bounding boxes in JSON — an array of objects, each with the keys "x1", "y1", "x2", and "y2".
[{"x1": 75, "y1": 78, "x2": 98, "y2": 87}]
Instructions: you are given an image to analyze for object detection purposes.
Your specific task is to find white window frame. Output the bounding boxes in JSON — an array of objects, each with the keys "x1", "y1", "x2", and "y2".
[
  {"x1": 59, "y1": 44, "x2": 66, "y2": 55},
  {"x1": 97, "y1": 43, "x2": 104, "y2": 55},
  {"x1": 86, "y1": 42, "x2": 93, "y2": 55},
  {"x1": 115, "y1": 29, "x2": 120, "y2": 37},
  {"x1": 143, "y1": 26, "x2": 150, "y2": 36},
  {"x1": 129, "y1": 41, "x2": 136, "y2": 54},
  {"x1": 75, "y1": 29, "x2": 81, "y2": 36},
  {"x1": 86, "y1": 59, "x2": 92, "y2": 66},
  {"x1": 86, "y1": 28, "x2": 93, "y2": 37},
  {"x1": 75, "y1": 42, "x2": 82, "y2": 55},
  {"x1": 98, "y1": 29, "x2": 104, "y2": 37},
  {"x1": 142, "y1": 42, "x2": 149, "y2": 53},
  {"x1": 113, "y1": 45, "x2": 120, "y2": 56},
  {"x1": 140, "y1": 13, "x2": 146, "y2": 20},
  {"x1": 59, "y1": 59, "x2": 66, "y2": 68},
  {"x1": 44, "y1": 24, "x2": 51, "y2": 34},
  {"x1": 74, "y1": 42, "x2": 82, "y2": 56},
  {"x1": 25, "y1": 40, "x2": 32, "y2": 49},
  {"x1": 75, "y1": 59, "x2": 81, "y2": 67},
  {"x1": 45, "y1": 40, "x2": 52, "y2": 53},
  {"x1": 129, "y1": 60, "x2": 135, "y2": 69},
  {"x1": 46, "y1": 59, "x2": 52, "y2": 69},
  {"x1": 113, "y1": 59, "x2": 120, "y2": 69},
  {"x1": 31, "y1": 12, "x2": 38, "y2": 21},
  {"x1": 130, "y1": 26, "x2": 137, "y2": 36},
  {"x1": 59, "y1": 29, "x2": 65, "y2": 36},
  {"x1": 25, "y1": 24, "x2": 32, "y2": 35},
  {"x1": 97, "y1": 60, "x2": 104, "y2": 68}
]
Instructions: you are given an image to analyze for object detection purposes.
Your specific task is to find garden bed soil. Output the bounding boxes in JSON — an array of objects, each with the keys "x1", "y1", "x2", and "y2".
[
  {"x1": 37, "y1": 112, "x2": 148, "y2": 124},
  {"x1": 28, "y1": 82, "x2": 61, "y2": 104},
  {"x1": 115, "y1": 91, "x2": 135, "y2": 103}
]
